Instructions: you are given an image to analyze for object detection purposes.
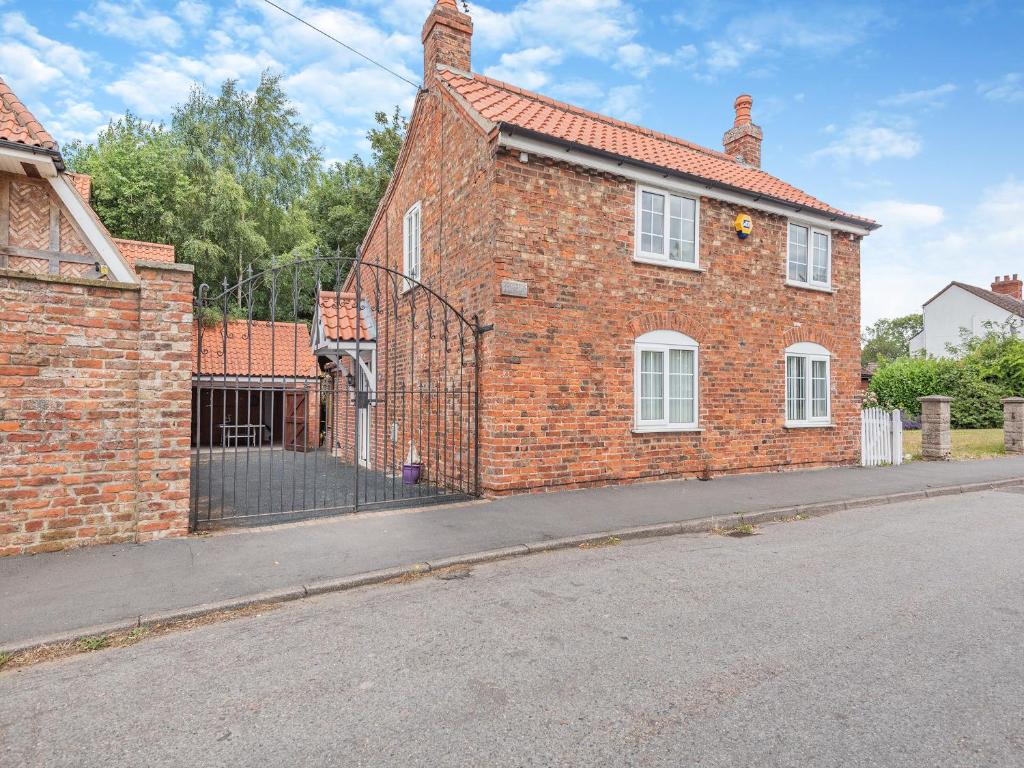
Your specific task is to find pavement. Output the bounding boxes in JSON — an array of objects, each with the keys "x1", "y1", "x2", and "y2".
[
  {"x1": 1, "y1": 456, "x2": 1023, "y2": 650},
  {"x1": 3, "y1": 489, "x2": 1023, "y2": 767}
]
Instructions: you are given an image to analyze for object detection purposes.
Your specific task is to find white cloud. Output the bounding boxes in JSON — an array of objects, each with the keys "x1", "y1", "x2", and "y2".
[
  {"x1": 0, "y1": 13, "x2": 91, "y2": 93},
  {"x1": 601, "y1": 84, "x2": 645, "y2": 123},
  {"x1": 615, "y1": 43, "x2": 695, "y2": 78},
  {"x1": 105, "y1": 49, "x2": 280, "y2": 116},
  {"x1": 670, "y1": 0, "x2": 727, "y2": 30},
  {"x1": 699, "y1": 5, "x2": 886, "y2": 75},
  {"x1": 0, "y1": 11, "x2": 109, "y2": 146},
  {"x1": 705, "y1": 39, "x2": 760, "y2": 72},
  {"x1": 472, "y1": 0, "x2": 637, "y2": 58},
  {"x1": 860, "y1": 200, "x2": 945, "y2": 230},
  {"x1": 36, "y1": 100, "x2": 111, "y2": 145},
  {"x1": 548, "y1": 79, "x2": 605, "y2": 103},
  {"x1": 978, "y1": 72, "x2": 1024, "y2": 104},
  {"x1": 483, "y1": 46, "x2": 563, "y2": 90},
  {"x1": 813, "y1": 116, "x2": 921, "y2": 163},
  {"x1": 105, "y1": 58, "x2": 199, "y2": 116},
  {"x1": 376, "y1": 0, "x2": 433, "y2": 34},
  {"x1": 283, "y1": 63, "x2": 417, "y2": 148},
  {"x1": 860, "y1": 179, "x2": 1024, "y2": 325},
  {"x1": 75, "y1": 0, "x2": 183, "y2": 48},
  {"x1": 175, "y1": 0, "x2": 210, "y2": 28},
  {"x1": 879, "y1": 83, "x2": 957, "y2": 109},
  {"x1": 249, "y1": 1, "x2": 419, "y2": 74}
]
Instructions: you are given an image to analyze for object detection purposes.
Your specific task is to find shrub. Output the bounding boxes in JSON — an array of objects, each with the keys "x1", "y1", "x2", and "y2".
[
  {"x1": 949, "y1": 367, "x2": 1005, "y2": 428},
  {"x1": 868, "y1": 358, "x2": 947, "y2": 418},
  {"x1": 868, "y1": 357, "x2": 1009, "y2": 428},
  {"x1": 995, "y1": 344, "x2": 1024, "y2": 394}
]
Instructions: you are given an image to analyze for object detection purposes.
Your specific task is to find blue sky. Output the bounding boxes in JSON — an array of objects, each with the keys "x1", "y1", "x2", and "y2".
[{"x1": 2, "y1": 0, "x2": 1023, "y2": 326}]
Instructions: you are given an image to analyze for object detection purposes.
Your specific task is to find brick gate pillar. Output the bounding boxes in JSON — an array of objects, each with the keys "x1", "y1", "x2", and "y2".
[
  {"x1": 1001, "y1": 397, "x2": 1024, "y2": 455},
  {"x1": 134, "y1": 260, "x2": 194, "y2": 539},
  {"x1": 918, "y1": 395, "x2": 952, "y2": 460}
]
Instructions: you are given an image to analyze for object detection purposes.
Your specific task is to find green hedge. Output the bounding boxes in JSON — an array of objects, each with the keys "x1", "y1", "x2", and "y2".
[{"x1": 868, "y1": 339, "x2": 1024, "y2": 429}]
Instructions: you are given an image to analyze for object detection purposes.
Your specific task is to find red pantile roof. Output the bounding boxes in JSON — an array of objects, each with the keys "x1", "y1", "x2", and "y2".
[
  {"x1": 0, "y1": 76, "x2": 58, "y2": 150},
  {"x1": 437, "y1": 69, "x2": 876, "y2": 228},
  {"x1": 317, "y1": 292, "x2": 374, "y2": 343},
  {"x1": 193, "y1": 321, "x2": 318, "y2": 378}
]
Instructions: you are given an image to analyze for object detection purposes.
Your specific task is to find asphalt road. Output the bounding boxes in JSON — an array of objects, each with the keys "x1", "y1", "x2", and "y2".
[{"x1": 2, "y1": 489, "x2": 1023, "y2": 767}]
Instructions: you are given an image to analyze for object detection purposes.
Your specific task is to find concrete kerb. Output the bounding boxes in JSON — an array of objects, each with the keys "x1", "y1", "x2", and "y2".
[
  {"x1": 139, "y1": 587, "x2": 308, "y2": 626},
  {"x1": 4, "y1": 476, "x2": 1024, "y2": 658}
]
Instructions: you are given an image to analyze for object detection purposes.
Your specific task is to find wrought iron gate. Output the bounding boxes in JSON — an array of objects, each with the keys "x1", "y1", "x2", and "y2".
[{"x1": 190, "y1": 254, "x2": 483, "y2": 529}]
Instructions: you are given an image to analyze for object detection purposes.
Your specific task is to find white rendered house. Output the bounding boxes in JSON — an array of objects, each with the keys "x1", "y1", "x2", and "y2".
[{"x1": 910, "y1": 275, "x2": 1024, "y2": 358}]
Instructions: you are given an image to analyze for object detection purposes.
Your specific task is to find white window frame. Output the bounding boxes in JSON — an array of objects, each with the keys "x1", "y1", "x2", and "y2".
[
  {"x1": 402, "y1": 201, "x2": 422, "y2": 291},
  {"x1": 786, "y1": 221, "x2": 831, "y2": 290},
  {"x1": 634, "y1": 184, "x2": 700, "y2": 270},
  {"x1": 633, "y1": 330, "x2": 699, "y2": 432},
  {"x1": 784, "y1": 342, "x2": 831, "y2": 427}
]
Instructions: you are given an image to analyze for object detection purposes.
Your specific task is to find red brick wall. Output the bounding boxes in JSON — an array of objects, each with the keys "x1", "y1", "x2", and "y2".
[
  {"x1": 0, "y1": 262, "x2": 193, "y2": 555},
  {"x1": 135, "y1": 262, "x2": 194, "y2": 539},
  {"x1": 349, "y1": 93, "x2": 862, "y2": 498},
  {"x1": 347, "y1": 87, "x2": 494, "y2": 493},
  {"x1": 482, "y1": 149, "x2": 862, "y2": 493}
]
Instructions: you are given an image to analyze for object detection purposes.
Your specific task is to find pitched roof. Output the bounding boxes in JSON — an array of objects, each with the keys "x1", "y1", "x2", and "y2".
[
  {"x1": 0, "y1": 76, "x2": 57, "y2": 150},
  {"x1": 317, "y1": 293, "x2": 375, "y2": 343},
  {"x1": 927, "y1": 281, "x2": 1024, "y2": 318},
  {"x1": 437, "y1": 68, "x2": 876, "y2": 229},
  {"x1": 193, "y1": 321, "x2": 318, "y2": 378}
]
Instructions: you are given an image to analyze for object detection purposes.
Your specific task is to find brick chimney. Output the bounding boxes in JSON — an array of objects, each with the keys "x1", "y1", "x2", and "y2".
[
  {"x1": 723, "y1": 94, "x2": 763, "y2": 168},
  {"x1": 991, "y1": 274, "x2": 1023, "y2": 301},
  {"x1": 422, "y1": 0, "x2": 472, "y2": 82}
]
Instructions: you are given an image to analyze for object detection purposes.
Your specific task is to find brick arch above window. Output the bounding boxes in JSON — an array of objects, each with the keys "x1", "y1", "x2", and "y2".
[
  {"x1": 782, "y1": 326, "x2": 836, "y2": 351},
  {"x1": 627, "y1": 311, "x2": 708, "y2": 344}
]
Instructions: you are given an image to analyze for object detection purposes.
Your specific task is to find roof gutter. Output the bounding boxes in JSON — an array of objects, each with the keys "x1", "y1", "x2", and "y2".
[
  {"x1": 497, "y1": 123, "x2": 880, "y2": 232},
  {"x1": 0, "y1": 139, "x2": 64, "y2": 172}
]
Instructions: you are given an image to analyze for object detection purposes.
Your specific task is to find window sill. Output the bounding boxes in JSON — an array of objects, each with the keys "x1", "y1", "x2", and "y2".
[
  {"x1": 632, "y1": 426, "x2": 703, "y2": 434},
  {"x1": 784, "y1": 421, "x2": 834, "y2": 429},
  {"x1": 633, "y1": 257, "x2": 704, "y2": 272},
  {"x1": 785, "y1": 280, "x2": 834, "y2": 294}
]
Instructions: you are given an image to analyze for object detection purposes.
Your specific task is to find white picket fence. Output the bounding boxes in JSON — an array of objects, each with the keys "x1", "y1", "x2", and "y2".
[{"x1": 861, "y1": 407, "x2": 904, "y2": 466}]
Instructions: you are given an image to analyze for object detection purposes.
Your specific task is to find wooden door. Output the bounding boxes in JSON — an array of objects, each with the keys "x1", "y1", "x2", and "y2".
[{"x1": 284, "y1": 389, "x2": 309, "y2": 452}]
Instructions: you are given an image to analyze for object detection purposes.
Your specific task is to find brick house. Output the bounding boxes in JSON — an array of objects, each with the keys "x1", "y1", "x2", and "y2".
[
  {"x1": 343, "y1": 0, "x2": 880, "y2": 496},
  {"x1": 1, "y1": 76, "x2": 192, "y2": 555}
]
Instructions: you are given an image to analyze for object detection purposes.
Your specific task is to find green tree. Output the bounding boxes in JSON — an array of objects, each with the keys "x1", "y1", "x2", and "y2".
[
  {"x1": 861, "y1": 313, "x2": 923, "y2": 365},
  {"x1": 63, "y1": 72, "x2": 406, "y2": 318},
  {"x1": 64, "y1": 114, "x2": 187, "y2": 245},
  {"x1": 306, "y1": 108, "x2": 407, "y2": 260},
  {"x1": 172, "y1": 73, "x2": 321, "y2": 293}
]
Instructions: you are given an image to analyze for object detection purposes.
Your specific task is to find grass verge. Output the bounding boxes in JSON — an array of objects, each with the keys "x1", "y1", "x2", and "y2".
[{"x1": 903, "y1": 428, "x2": 1005, "y2": 461}]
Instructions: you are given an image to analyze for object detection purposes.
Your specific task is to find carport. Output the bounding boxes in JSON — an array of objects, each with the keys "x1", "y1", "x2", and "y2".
[{"x1": 191, "y1": 320, "x2": 320, "y2": 450}]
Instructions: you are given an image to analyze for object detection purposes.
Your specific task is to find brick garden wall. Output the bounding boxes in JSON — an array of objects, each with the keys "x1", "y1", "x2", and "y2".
[{"x1": 0, "y1": 261, "x2": 193, "y2": 556}]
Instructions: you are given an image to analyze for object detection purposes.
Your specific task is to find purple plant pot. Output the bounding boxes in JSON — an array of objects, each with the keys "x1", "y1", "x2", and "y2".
[{"x1": 402, "y1": 463, "x2": 422, "y2": 485}]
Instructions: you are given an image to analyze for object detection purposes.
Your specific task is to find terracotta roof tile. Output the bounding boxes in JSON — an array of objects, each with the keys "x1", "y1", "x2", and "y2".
[
  {"x1": 317, "y1": 293, "x2": 374, "y2": 343},
  {"x1": 113, "y1": 238, "x2": 176, "y2": 268},
  {"x1": 438, "y1": 69, "x2": 876, "y2": 228},
  {"x1": 193, "y1": 321, "x2": 318, "y2": 378},
  {"x1": 0, "y1": 76, "x2": 57, "y2": 150}
]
